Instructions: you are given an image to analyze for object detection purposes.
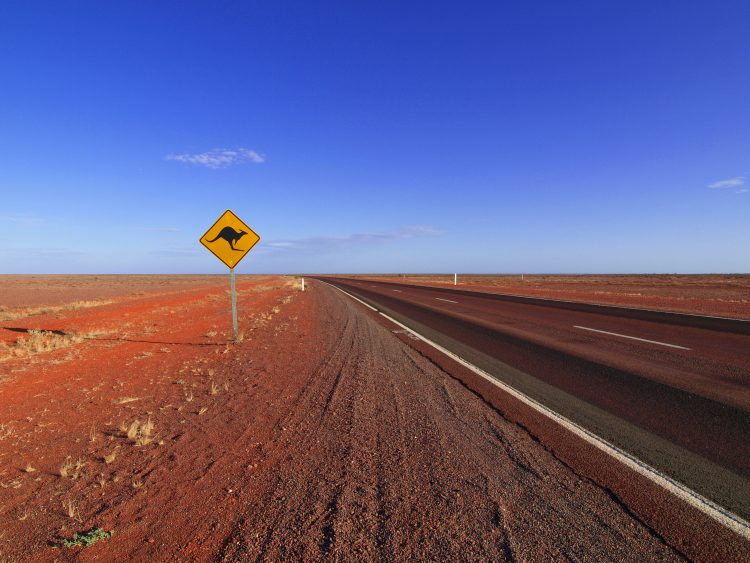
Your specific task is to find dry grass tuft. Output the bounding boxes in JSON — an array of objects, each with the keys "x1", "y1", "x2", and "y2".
[
  {"x1": 132, "y1": 479, "x2": 144, "y2": 489},
  {"x1": 59, "y1": 457, "x2": 86, "y2": 479},
  {"x1": 63, "y1": 498, "x2": 82, "y2": 522},
  {"x1": 127, "y1": 418, "x2": 155, "y2": 446},
  {"x1": 59, "y1": 457, "x2": 73, "y2": 478},
  {"x1": 204, "y1": 331, "x2": 218, "y2": 338},
  {"x1": 0, "y1": 423, "x2": 14, "y2": 440},
  {"x1": 250, "y1": 285, "x2": 274, "y2": 293},
  {"x1": 210, "y1": 382, "x2": 219, "y2": 395},
  {"x1": 23, "y1": 463, "x2": 36, "y2": 473},
  {"x1": 198, "y1": 407, "x2": 208, "y2": 416},
  {"x1": 0, "y1": 299, "x2": 113, "y2": 323},
  {"x1": 114, "y1": 397, "x2": 140, "y2": 405},
  {"x1": 0, "y1": 329, "x2": 111, "y2": 362},
  {"x1": 103, "y1": 450, "x2": 117, "y2": 464},
  {"x1": 16, "y1": 330, "x2": 83, "y2": 354}
]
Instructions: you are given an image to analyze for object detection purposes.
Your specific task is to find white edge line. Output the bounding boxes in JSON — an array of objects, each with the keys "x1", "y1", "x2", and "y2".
[
  {"x1": 322, "y1": 281, "x2": 378, "y2": 311},
  {"x1": 436, "y1": 297, "x2": 459, "y2": 304},
  {"x1": 574, "y1": 325, "x2": 692, "y2": 350},
  {"x1": 324, "y1": 281, "x2": 750, "y2": 540}
]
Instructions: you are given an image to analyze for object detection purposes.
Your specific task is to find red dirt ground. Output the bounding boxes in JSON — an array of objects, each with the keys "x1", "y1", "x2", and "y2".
[
  {"x1": 0, "y1": 275, "x2": 235, "y2": 310},
  {"x1": 353, "y1": 274, "x2": 750, "y2": 319},
  {"x1": 0, "y1": 276, "x2": 746, "y2": 560}
]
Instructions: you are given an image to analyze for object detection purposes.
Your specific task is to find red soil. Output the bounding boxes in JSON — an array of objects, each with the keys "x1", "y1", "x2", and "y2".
[{"x1": 0, "y1": 276, "x2": 744, "y2": 560}]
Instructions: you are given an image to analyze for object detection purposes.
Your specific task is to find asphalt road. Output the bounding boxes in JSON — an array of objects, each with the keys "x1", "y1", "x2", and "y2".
[{"x1": 317, "y1": 277, "x2": 750, "y2": 522}]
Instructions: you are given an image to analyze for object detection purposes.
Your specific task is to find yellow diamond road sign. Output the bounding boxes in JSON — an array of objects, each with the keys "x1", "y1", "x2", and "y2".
[{"x1": 200, "y1": 209, "x2": 260, "y2": 269}]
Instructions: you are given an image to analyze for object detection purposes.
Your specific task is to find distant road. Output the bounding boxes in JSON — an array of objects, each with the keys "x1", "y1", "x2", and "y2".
[{"x1": 316, "y1": 276, "x2": 750, "y2": 521}]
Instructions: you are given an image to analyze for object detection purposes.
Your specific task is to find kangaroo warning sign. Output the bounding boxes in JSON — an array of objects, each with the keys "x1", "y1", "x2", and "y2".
[{"x1": 200, "y1": 209, "x2": 260, "y2": 269}]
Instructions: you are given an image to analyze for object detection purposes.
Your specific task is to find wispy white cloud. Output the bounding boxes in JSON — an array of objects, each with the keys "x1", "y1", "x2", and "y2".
[
  {"x1": 262, "y1": 225, "x2": 444, "y2": 253},
  {"x1": 149, "y1": 247, "x2": 203, "y2": 257},
  {"x1": 707, "y1": 176, "x2": 745, "y2": 189},
  {"x1": 737, "y1": 188, "x2": 749, "y2": 194},
  {"x1": 139, "y1": 227, "x2": 180, "y2": 233},
  {"x1": 0, "y1": 214, "x2": 46, "y2": 227},
  {"x1": 0, "y1": 247, "x2": 85, "y2": 257},
  {"x1": 165, "y1": 148, "x2": 265, "y2": 168}
]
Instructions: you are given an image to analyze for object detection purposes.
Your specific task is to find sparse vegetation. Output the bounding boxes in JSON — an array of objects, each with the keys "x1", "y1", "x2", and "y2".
[
  {"x1": 114, "y1": 397, "x2": 140, "y2": 405},
  {"x1": 210, "y1": 382, "x2": 219, "y2": 395},
  {"x1": 59, "y1": 457, "x2": 86, "y2": 479},
  {"x1": 103, "y1": 451, "x2": 117, "y2": 464},
  {"x1": 0, "y1": 329, "x2": 110, "y2": 362},
  {"x1": 62, "y1": 498, "x2": 82, "y2": 522},
  {"x1": 198, "y1": 407, "x2": 208, "y2": 416},
  {"x1": 23, "y1": 463, "x2": 36, "y2": 473},
  {"x1": 53, "y1": 527, "x2": 113, "y2": 548},
  {"x1": 0, "y1": 299, "x2": 114, "y2": 323},
  {"x1": 126, "y1": 418, "x2": 154, "y2": 446},
  {"x1": 0, "y1": 423, "x2": 14, "y2": 440}
]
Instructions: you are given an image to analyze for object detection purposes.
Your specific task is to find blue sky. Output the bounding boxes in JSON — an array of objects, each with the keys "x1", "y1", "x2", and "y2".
[{"x1": 1, "y1": 1, "x2": 748, "y2": 274}]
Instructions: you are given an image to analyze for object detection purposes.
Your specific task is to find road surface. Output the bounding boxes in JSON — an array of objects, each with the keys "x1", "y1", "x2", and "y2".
[{"x1": 316, "y1": 277, "x2": 750, "y2": 525}]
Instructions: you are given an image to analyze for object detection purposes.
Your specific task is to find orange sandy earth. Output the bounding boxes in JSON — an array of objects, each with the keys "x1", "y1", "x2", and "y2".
[
  {"x1": 0, "y1": 275, "x2": 720, "y2": 561},
  {"x1": 353, "y1": 274, "x2": 750, "y2": 319}
]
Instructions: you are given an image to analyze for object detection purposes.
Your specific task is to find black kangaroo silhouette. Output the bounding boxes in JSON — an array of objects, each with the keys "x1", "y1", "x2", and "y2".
[{"x1": 207, "y1": 227, "x2": 248, "y2": 251}]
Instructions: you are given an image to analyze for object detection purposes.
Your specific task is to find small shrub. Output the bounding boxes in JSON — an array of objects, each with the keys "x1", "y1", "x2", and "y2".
[{"x1": 55, "y1": 527, "x2": 113, "y2": 548}]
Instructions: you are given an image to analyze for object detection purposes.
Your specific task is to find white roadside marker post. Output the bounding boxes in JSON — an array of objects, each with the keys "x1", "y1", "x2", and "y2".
[
  {"x1": 230, "y1": 268, "x2": 238, "y2": 341},
  {"x1": 301, "y1": 277, "x2": 305, "y2": 291},
  {"x1": 454, "y1": 273, "x2": 457, "y2": 286}
]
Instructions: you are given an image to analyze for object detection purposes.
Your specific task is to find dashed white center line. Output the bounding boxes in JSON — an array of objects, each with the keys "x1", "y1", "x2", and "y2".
[
  {"x1": 574, "y1": 325, "x2": 691, "y2": 350},
  {"x1": 435, "y1": 297, "x2": 459, "y2": 304}
]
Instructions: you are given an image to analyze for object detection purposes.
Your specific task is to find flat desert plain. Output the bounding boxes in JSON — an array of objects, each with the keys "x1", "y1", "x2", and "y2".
[
  {"x1": 0, "y1": 275, "x2": 746, "y2": 561},
  {"x1": 352, "y1": 274, "x2": 750, "y2": 319}
]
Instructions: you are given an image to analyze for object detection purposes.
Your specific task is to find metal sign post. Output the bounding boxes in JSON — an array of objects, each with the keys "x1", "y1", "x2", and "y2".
[
  {"x1": 230, "y1": 268, "x2": 238, "y2": 340},
  {"x1": 199, "y1": 209, "x2": 261, "y2": 343}
]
